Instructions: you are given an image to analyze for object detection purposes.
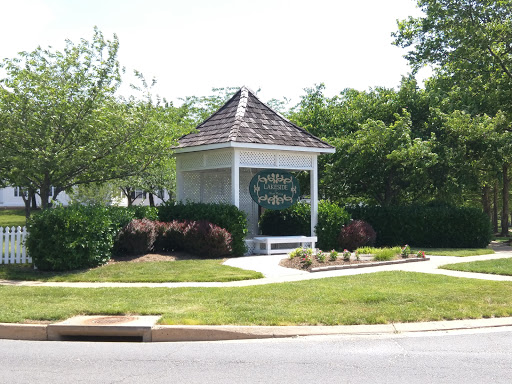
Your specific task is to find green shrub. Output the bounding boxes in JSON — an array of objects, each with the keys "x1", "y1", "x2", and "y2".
[
  {"x1": 259, "y1": 202, "x2": 311, "y2": 237},
  {"x1": 317, "y1": 201, "x2": 352, "y2": 250},
  {"x1": 158, "y1": 201, "x2": 247, "y2": 256},
  {"x1": 106, "y1": 206, "x2": 158, "y2": 232},
  {"x1": 260, "y1": 201, "x2": 351, "y2": 250},
  {"x1": 348, "y1": 204, "x2": 492, "y2": 248},
  {"x1": 27, "y1": 204, "x2": 115, "y2": 271}
]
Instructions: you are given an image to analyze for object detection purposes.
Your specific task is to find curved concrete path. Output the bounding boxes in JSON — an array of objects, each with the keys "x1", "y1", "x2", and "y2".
[{"x1": 1, "y1": 243, "x2": 511, "y2": 288}]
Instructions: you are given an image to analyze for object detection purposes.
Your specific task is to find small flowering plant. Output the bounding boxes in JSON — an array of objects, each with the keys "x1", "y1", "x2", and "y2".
[
  {"x1": 329, "y1": 250, "x2": 338, "y2": 261},
  {"x1": 416, "y1": 250, "x2": 426, "y2": 258},
  {"x1": 401, "y1": 244, "x2": 411, "y2": 258},
  {"x1": 355, "y1": 250, "x2": 360, "y2": 261},
  {"x1": 343, "y1": 249, "x2": 351, "y2": 262},
  {"x1": 290, "y1": 247, "x2": 313, "y2": 259},
  {"x1": 301, "y1": 254, "x2": 313, "y2": 267},
  {"x1": 316, "y1": 252, "x2": 327, "y2": 263}
]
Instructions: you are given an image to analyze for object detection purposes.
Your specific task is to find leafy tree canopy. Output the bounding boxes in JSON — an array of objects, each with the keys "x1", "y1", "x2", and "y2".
[{"x1": 0, "y1": 28, "x2": 192, "y2": 210}]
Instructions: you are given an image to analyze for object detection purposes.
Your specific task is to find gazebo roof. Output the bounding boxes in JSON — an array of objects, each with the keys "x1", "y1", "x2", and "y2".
[{"x1": 177, "y1": 86, "x2": 334, "y2": 151}]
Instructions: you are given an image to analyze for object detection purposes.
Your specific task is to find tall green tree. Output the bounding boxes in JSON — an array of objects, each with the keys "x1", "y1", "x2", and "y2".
[
  {"x1": 394, "y1": 0, "x2": 512, "y2": 235},
  {"x1": 325, "y1": 112, "x2": 436, "y2": 205},
  {"x1": 0, "y1": 29, "x2": 189, "y2": 212}
]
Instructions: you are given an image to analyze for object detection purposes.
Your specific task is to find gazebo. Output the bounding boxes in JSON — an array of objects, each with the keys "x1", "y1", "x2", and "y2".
[{"x1": 174, "y1": 87, "x2": 335, "y2": 254}]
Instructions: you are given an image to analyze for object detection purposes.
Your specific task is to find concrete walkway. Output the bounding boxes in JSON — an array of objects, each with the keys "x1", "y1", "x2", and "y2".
[{"x1": 1, "y1": 243, "x2": 511, "y2": 288}]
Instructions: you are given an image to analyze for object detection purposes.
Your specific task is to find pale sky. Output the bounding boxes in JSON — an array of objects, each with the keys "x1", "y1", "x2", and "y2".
[{"x1": 0, "y1": 0, "x2": 429, "y2": 105}]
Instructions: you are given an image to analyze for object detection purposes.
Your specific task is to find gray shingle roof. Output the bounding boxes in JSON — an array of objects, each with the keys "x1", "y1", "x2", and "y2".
[{"x1": 177, "y1": 87, "x2": 333, "y2": 150}]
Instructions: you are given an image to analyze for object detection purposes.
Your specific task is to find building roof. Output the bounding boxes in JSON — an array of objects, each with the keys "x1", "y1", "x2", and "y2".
[{"x1": 177, "y1": 87, "x2": 334, "y2": 151}]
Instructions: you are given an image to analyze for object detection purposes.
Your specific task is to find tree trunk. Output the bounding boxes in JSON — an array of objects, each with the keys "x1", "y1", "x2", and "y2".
[
  {"x1": 148, "y1": 193, "x2": 155, "y2": 207},
  {"x1": 482, "y1": 185, "x2": 491, "y2": 220},
  {"x1": 31, "y1": 192, "x2": 37, "y2": 210},
  {"x1": 501, "y1": 163, "x2": 510, "y2": 236},
  {"x1": 20, "y1": 190, "x2": 32, "y2": 219},
  {"x1": 40, "y1": 185, "x2": 50, "y2": 209},
  {"x1": 493, "y1": 181, "x2": 499, "y2": 233}
]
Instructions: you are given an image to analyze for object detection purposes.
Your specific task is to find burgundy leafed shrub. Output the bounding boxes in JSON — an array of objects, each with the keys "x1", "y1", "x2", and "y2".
[
  {"x1": 154, "y1": 221, "x2": 187, "y2": 252},
  {"x1": 183, "y1": 220, "x2": 232, "y2": 258},
  {"x1": 115, "y1": 219, "x2": 157, "y2": 255},
  {"x1": 338, "y1": 220, "x2": 376, "y2": 251}
]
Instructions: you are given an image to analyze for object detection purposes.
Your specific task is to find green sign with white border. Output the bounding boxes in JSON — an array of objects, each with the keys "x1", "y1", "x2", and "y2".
[{"x1": 249, "y1": 169, "x2": 300, "y2": 210}]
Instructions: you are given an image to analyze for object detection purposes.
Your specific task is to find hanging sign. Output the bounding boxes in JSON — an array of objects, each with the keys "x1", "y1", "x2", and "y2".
[{"x1": 249, "y1": 169, "x2": 300, "y2": 210}]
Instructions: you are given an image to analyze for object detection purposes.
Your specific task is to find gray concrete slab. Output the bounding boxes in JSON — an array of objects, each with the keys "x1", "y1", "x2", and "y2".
[{"x1": 47, "y1": 315, "x2": 161, "y2": 342}]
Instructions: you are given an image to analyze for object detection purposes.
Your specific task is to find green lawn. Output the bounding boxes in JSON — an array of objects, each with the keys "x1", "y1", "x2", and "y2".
[
  {"x1": 0, "y1": 259, "x2": 263, "y2": 283},
  {"x1": 412, "y1": 248, "x2": 494, "y2": 257},
  {"x1": 2, "y1": 271, "x2": 512, "y2": 325},
  {"x1": 0, "y1": 209, "x2": 26, "y2": 228},
  {"x1": 441, "y1": 258, "x2": 512, "y2": 276}
]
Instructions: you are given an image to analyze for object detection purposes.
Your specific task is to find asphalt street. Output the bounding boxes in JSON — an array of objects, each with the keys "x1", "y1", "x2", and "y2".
[{"x1": 1, "y1": 327, "x2": 512, "y2": 384}]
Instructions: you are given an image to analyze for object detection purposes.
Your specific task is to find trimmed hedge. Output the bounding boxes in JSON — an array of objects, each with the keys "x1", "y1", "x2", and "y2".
[
  {"x1": 259, "y1": 201, "x2": 351, "y2": 250},
  {"x1": 158, "y1": 201, "x2": 248, "y2": 256},
  {"x1": 347, "y1": 204, "x2": 492, "y2": 248},
  {"x1": 27, "y1": 204, "x2": 115, "y2": 271},
  {"x1": 183, "y1": 220, "x2": 232, "y2": 258},
  {"x1": 114, "y1": 219, "x2": 232, "y2": 257},
  {"x1": 115, "y1": 219, "x2": 157, "y2": 255}
]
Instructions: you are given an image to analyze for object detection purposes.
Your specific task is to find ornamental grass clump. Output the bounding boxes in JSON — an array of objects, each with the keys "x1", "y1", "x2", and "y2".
[{"x1": 373, "y1": 248, "x2": 398, "y2": 261}]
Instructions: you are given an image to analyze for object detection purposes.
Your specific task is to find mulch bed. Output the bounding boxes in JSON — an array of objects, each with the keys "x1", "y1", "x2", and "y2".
[
  {"x1": 108, "y1": 251, "x2": 206, "y2": 264},
  {"x1": 280, "y1": 254, "x2": 423, "y2": 272}
]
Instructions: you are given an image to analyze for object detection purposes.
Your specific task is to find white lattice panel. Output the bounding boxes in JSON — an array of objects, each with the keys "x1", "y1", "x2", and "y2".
[
  {"x1": 239, "y1": 168, "x2": 260, "y2": 237},
  {"x1": 205, "y1": 151, "x2": 232, "y2": 168},
  {"x1": 240, "y1": 151, "x2": 276, "y2": 167},
  {"x1": 182, "y1": 173, "x2": 201, "y2": 202},
  {"x1": 244, "y1": 239, "x2": 256, "y2": 256},
  {"x1": 179, "y1": 153, "x2": 204, "y2": 171},
  {"x1": 278, "y1": 153, "x2": 313, "y2": 168},
  {"x1": 202, "y1": 170, "x2": 231, "y2": 204}
]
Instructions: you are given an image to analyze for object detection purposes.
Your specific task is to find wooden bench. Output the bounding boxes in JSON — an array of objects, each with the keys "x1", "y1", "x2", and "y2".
[{"x1": 252, "y1": 235, "x2": 317, "y2": 255}]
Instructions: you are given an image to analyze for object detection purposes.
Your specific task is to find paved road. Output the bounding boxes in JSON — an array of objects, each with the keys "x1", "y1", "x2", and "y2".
[{"x1": 2, "y1": 328, "x2": 512, "y2": 383}]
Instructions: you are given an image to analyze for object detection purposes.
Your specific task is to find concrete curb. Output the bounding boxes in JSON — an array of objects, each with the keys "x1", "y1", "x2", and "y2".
[{"x1": 2, "y1": 316, "x2": 512, "y2": 342}]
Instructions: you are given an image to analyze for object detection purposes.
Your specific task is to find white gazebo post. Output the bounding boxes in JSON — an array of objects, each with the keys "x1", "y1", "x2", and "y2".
[
  {"x1": 232, "y1": 149, "x2": 240, "y2": 208},
  {"x1": 310, "y1": 155, "x2": 319, "y2": 237}
]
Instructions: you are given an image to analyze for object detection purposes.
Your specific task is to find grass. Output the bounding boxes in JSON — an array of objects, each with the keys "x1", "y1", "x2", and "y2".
[
  {"x1": 411, "y1": 248, "x2": 494, "y2": 257},
  {"x1": 441, "y1": 258, "x2": 512, "y2": 276},
  {"x1": 2, "y1": 271, "x2": 512, "y2": 324},
  {"x1": 0, "y1": 209, "x2": 26, "y2": 228},
  {"x1": 494, "y1": 236, "x2": 511, "y2": 244},
  {"x1": 356, "y1": 246, "x2": 493, "y2": 257},
  {"x1": 0, "y1": 259, "x2": 263, "y2": 283}
]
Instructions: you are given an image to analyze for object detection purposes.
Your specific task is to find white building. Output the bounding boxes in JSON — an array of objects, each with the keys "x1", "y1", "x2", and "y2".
[{"x1": 0, "y1": 186, "x2": 170, "y2": 208}]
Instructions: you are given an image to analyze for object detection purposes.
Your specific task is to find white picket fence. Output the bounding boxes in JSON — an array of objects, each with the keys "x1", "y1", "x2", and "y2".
[{"x1": 0, "y1": 226, "x2": 31, "y2": 264}]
